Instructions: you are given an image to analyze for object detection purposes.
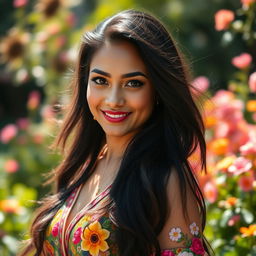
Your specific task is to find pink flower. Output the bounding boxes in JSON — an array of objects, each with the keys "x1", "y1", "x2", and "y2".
[
  {"x1": 161, "y1": 251, "x2": 175, "y2": 256},
  {"x1": 0, "y1": 124, "x2": 18, "y2": 143},
  {"x1": 190, "y1": 238, "x2": 205, "y2": 255},
  {"x1": 51, "y1": 222, "x2": 60, "y2": 237},
  {"x1": 240, "y1": 141, "x2": 256, "y2": 155},
  {"x1": 192, "y1": 76, "x2": 210, "y2": 95},
  {"x1": 13, "y1": 0, "x2": 27, "y2": 8},
  {"x1": 204, "y1": 182, "x2": 218, "y2": 203},
  {"x1": 249, "y1": 72, "x2": 256, "y2": 93},
  {"x1": 228, "y1": 157, "x2": 252, "y2": 175},
  {"x1": 232, "y1": 53, "x2": 252, "y2": 69},
  {"x1": 241, "y1": 0, "x2": 255, "y2": 6},
  {"x1": 215, "y1": 10, "x2": 235, "y2": 31},
  {"x1": 228, "y1": 215, "x2": 240, "y2": 226},
  {"x1": 4, "y1": 159, "x2": 19, "y2": 173},
  {"x1": 72, "y1": 227, "x2": 82, "y2": 244},
  {"x1": 27, "y1": 91, "x2": 41, "y2": 110},
  {"x1": 238, "y1": 175, "x2": 254, "y2": 192},
  {"x1": 16, "y1": 118, "x2": 29, "y2": 130}
]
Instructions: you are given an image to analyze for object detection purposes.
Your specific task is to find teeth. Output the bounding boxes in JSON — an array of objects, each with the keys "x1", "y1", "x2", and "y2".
[{"x1": 105, "y1": 112, "x2": 128, "y2": 118}]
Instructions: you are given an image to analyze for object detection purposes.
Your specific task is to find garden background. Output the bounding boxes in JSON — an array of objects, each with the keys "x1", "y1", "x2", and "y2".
[{"x1": 0, "y1": 0, "x2": 255, "y2": 255}]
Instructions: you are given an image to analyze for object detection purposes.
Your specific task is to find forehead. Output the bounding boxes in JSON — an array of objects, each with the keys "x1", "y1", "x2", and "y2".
[{"x1": 89, "y1": 40, "x2": 147, "y2": 74}]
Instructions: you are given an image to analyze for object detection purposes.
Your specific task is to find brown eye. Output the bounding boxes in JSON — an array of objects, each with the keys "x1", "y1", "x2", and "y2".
[
  {"x1": 126, "y1": 80, "x2": 144, "y2": 88},
  {"x1": 91, "y1": 77, "x2": 108, "y2": 85}
]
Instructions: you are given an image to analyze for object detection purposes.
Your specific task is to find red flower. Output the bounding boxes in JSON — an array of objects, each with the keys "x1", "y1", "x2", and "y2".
[
  {"x1": 51, "y1": 222, "x2": 60, "y2": 237},
  {"x1": 190, "y1": 238, "x2": 205, "y2": 255},
  {"x1": 73, "y1": 227, "x2": 82, "y2": 244}
]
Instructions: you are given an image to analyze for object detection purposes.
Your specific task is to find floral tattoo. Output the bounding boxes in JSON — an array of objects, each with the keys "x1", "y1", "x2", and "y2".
[{"x1": 167, "y1": 222, "x2": 205, "y2": 256}]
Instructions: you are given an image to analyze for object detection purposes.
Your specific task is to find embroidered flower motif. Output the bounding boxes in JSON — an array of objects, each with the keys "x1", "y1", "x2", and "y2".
[
  {"x1": 177, "y1": 252, "x2": 193, "y2": 256},
  {"x1": 169, "y1": 227, "x2": 182, "y2": 242},
  {"x1": 73, "y1": 227, "x2": 82, "y2": 244},
  {"x1": 44, "y1": 240, "x2": 54, "y2": 256},
  {"x1": 190, "y1": 238, "x2": 205, "y2": 255},
  {"x1": 189, "y1": 222, "x2": 199, "y2": 236},
  {"x1": 81, "y1": 220, "x2": 110, "y2": 256},
  {"x1": 51, "y1": 222, "x2": 60, "y2": 237},
  {"x1": 162, "y1": 250, "x2": 175, "y2": 256}
]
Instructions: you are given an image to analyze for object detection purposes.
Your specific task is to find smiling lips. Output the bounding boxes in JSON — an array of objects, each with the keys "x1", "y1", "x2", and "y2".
[{"x1": 101, "y1": 110, "x2": 131, "y2": 123}]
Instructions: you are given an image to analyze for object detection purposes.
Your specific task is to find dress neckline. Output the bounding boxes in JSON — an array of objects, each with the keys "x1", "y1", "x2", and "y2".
[{"x1": 62, "y1": 182, "x2": 112, "y2": 255}]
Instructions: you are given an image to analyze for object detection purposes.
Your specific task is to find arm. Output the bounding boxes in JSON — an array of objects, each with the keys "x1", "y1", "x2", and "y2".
[{"x1": 158, "y1": 169, "x2": 207, "y2": 256}]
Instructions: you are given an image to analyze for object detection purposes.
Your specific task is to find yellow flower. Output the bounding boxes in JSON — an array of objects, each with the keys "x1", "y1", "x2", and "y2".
[
  {"x1": 209, "y1": 138, "x2": 229, "y2": 155},
  {"x1": 81, "y1": 221, "x2": 110, "y2": 256},
  {"x1": 246, "y1": 100, "x2": 256, "y2": 112}
]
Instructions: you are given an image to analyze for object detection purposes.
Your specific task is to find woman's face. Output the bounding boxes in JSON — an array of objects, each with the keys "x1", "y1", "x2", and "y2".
[{"x1": 87, "y1": 40, "x2": 155, "y2": 139}]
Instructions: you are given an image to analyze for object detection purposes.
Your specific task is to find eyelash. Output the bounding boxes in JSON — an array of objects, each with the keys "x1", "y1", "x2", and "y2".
[{"x1": 91, "y1": 77, "x2": 144, "y2": 88}]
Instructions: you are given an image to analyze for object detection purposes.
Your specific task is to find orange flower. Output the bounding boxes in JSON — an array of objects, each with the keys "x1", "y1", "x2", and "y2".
[
  {"x1": 226, "y1": 197, "x2": 238, "y2": 206},
  {"x1": 0, "y1": 199, "x2": 21, "y2": 214},
  {"x1": 44, "y1": 240, "x2": 54, "y2": 256},
  {"x1": 204, "y1": 116, "x2": 217, "y2": 128},
  {"x1": 215, "y1": 10, "x2": 235, "y2": 31},
  {"x1": 81, "y1": 221, "x2": 110, "y2": 256},
  {"x1": 209, "y1": 138, "x2": 229, "y2": 155},
  {"x1": 240, "y1": 224, "x2": 256, "y2": 237},
  {"x1": 246, "y1": 100, "x2": 256, "y2": 112}
]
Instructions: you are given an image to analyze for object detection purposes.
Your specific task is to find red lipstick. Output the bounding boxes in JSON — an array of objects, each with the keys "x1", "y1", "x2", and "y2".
[{"x1": 101, "y1": 110, "x2": 131, "y2": 123}]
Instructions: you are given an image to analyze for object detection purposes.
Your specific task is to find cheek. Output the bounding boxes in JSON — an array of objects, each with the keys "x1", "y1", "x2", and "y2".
[
  {"x1": 130, "y1": 90, "x2": 154, "y2": 113},
  {"x1": 86, "y1": 86, "x2": 100, "y2": 113}
]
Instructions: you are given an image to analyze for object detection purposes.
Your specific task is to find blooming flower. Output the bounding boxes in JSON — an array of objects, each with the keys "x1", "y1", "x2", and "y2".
[
  {"x1": 169, "y1": 227, "x2": 182, "y2": 242},
  {"x1": 241, "y1": 0, "x2": 255, "y2": 6},
  {"x1": 228, "y1": 157, "x2": 252, "y2": 175},
  {"x1": 215, "y1": 10, "x2": 235, "y2": 31},
  {"x1": 73, "y1": 227, "x2": 82, "y2": 244},
  {"x1": 238, "y1": 175, "x2": 254, "y2": 192},
  {"x1": 27, "y1": 91, "x2": 41, "y2": 110},
  {"x1": 203, "y1": 182, "x2": 218, "y2": 203},
  {"x1": 4, "y1": 159, "x2": 19, "y2": 173},
  {"x1": 232, "y1": 53, "x2": 252, "y2": 69},
  {"x1": 240, "y1": 224, "x2": 256, "y2": 237},
  {"x1": 215, "y1": 155, "x2": 236, "y2": 171},
  {"x1": 189, "y1": 238, "x2": 205, "y2": 255},
  {"x1": 209, "y1": 138, "x2": 229, "y2": 155},
  {"x1": 162, "y1": 250, "x2": 175, "y2": 256},
  {"x1": 13, "y1": 0, "x2": 27, "y2": 7},
  {"x1": 51, "y1": 222, "x2": 60, "y2": 237},
  {"x1": 0, "y1": 124, "x2": 18, "y2": 143},
  {"x1": 228, "y1": 215, "x2": 240, "y2": 226},
  {"x1": 81, "y1": 221, "x2": 110, "y2": 256},
  {"x1": 177, "y1": 252, "x2": 193, "y2": 256},
  {"x1": 191, "y1": 76, "x2": 210, "y2": 96},
  {"x1": 226, "y1": 197, "x2": 238, "y2": 207},
  {"x1": 249, "y1": 72, "x2": 256, "y2": 93},
  {"x1": 240, "y1": 140, "x2": 256, "y2": 155},
  {"x1": 0, "y1": 199, "x2": 21, "y2": 214},
  {"x1": 189, "y1": 222, "x2": 199, "y2": 236},
  {"x1": 0, "y1": 28, "x2": 29, "y2": 62}
]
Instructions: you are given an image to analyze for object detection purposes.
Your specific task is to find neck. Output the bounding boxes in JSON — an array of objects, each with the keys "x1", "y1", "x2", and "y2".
[{"x1": 104, "y1": 133, "x2": 134, "y2": 165}]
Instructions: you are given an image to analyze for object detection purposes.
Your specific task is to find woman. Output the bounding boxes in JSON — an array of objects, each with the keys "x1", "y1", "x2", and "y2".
[{"x1": 20, "y1": 9, "x2": 212, "y2": 256}]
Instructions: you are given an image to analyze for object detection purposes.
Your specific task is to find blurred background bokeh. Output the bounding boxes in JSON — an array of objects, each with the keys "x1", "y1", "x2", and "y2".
[{"x1": 0, "y1": 0, "x2": 255, "y2": 255}]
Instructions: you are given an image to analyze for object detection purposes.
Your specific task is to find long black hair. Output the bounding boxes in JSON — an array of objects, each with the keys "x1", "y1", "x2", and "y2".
[{"x1": 19, "y1": 9, "x2": 211, "y2": 256}]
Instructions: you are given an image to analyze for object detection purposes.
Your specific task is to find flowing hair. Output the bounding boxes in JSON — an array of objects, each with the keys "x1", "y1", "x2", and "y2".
[{"x1": 19, "y1": 9, "x2": 212, "y2": 256}]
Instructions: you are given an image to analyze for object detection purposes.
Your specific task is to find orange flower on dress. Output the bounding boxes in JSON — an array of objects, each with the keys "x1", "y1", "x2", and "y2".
[
  {"x1": 44, "y1": 240, "x2": 54, "y2": 256},
  {"x1": 81, "y1": 221, "x2": 110, "y2": 256},
  {"x1": 240, "y1": 224, "x2": 256, "y2": 237}
]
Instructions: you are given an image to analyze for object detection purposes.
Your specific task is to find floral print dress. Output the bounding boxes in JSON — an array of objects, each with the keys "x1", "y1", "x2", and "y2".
[{"x1": 44, "y1": 184, "x2": 206, "y2": 256}]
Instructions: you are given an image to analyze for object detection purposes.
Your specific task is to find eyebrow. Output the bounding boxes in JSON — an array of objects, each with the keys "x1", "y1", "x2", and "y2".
[{"x1": 90, "y1": 68, "x2": 147, "y2": 78}]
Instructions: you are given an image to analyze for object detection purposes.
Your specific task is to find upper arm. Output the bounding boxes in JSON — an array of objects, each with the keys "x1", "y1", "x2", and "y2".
[{"x1": 158, "y1": 169, "x2": 206, "y2": 255}]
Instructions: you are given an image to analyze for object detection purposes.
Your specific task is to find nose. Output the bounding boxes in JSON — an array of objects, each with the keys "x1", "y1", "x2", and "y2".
[{"x1": 105, "y1": 86, "x2": 125, "y2": 108}]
